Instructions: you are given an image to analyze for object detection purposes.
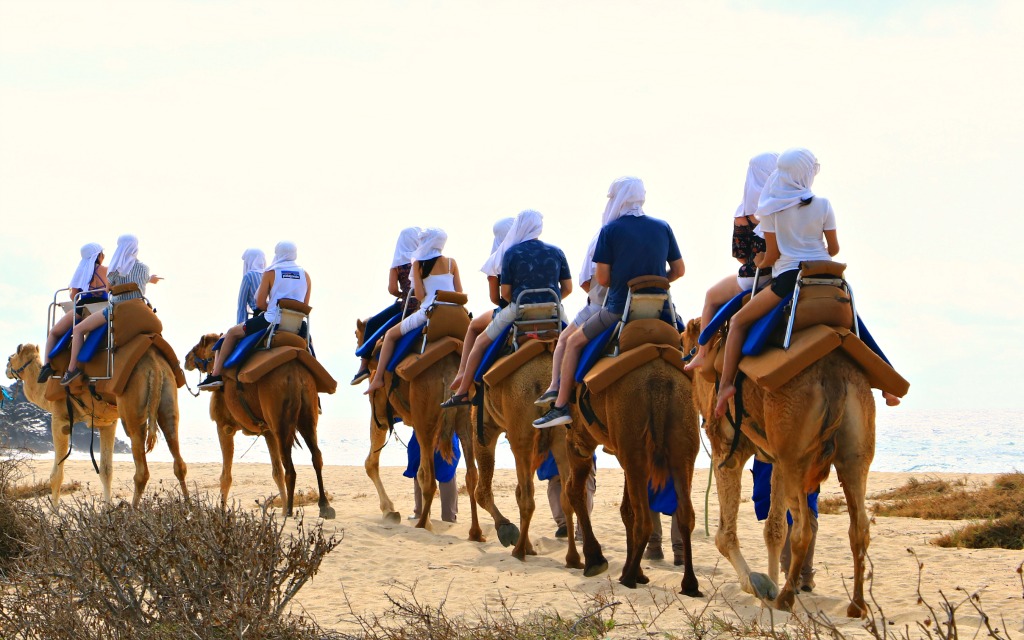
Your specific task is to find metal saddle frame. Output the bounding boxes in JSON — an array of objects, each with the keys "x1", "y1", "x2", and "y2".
[
  {"x1": 510, "y1": 287, "x2": 563, "y2": 350},
  {"x1": 611, "y1": 276, "x2": 677, "y2": 357}
]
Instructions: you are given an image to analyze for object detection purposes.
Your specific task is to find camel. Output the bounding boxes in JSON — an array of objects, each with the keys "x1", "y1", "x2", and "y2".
[
  {"x1": 185, "y1": 333, "x2": 334, "y2": 519},
  {"x1": 473, "y1": 347, "x2": 583, "y2": 566},
  {"x1": 564, "y1": 357, "x2": 703, "y2": 596},
  {"x1": 6, "y1": 344, "x2": 121, "y2": 505},
  {"x1": 356, "y1": 320, "x2": 484, "y2": 539},
  {"x1": 681, "y1": 318, "x2": 875, "y2": 617}
]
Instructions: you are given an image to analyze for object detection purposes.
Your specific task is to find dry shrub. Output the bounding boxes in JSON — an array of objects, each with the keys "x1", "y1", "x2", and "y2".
[
  {"x1": 8, "y1": 478, "x2": 81, "y2": 500},
  {"x1": 0, "y1": 452, "x2": 44, "y2": 577},
  {"x1": 272, "y1": 488, "x2": 334, "y2": 509},
  {"x1": 872, "y1": 473, "x2": 1023, "y2": 520},
  {"x1": 0, "y1": 491, "x2": 342, "y2": 639},
  {"x1": 816, "y1": 494, "x2": 848, "y2": 514},
  {"x1": 935, "y1": 514, "x2": 1024, "y2": 550}
]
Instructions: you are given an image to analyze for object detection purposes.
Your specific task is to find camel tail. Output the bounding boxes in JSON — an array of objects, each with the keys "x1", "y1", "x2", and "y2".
[
  {"x1": 531, "y1": 428, "x2": 555, "y2": 473},
  {"x1": 437, "y1": 390, "x2": 456, "y2": 465},
  {"x1": 646, "y1": 376, "x2": 673, "y2": 492},
  {"x1": 145, "y1": 366, "x2": 160, "y2": 453},
  {"x1": 805, "y1": 369, "x2": 848, "y2": 493}
]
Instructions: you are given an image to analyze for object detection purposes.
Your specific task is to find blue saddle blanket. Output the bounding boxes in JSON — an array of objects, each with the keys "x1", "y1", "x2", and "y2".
[
  {"x1": 574, "y1": 324, "x2": 618, "y2": 384},
  {"x1": 699, "y1": 289, "x2": 750, "y2": 346},
  {"x1": 223, "y1": 327, "x2": 270, "y2": 370},
  {"x1": 404, "y1": 431, "x2": 461, "y2": 483},
  {"x1": 386, "y1": 325, "x2": 425, "y2": 372},
  {"x1": 473, "y1": 323, "x2": 513, "y2": 383},
  {"x1": 741, "y1": 292, "x2": 794, "y2": 357}
]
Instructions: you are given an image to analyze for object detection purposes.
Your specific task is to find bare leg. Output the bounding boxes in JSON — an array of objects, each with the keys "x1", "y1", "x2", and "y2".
[
  {"x1": 715, "y1": 288, "x2": 782, "y2": 417},
  {"x1": 67, "y1": 311, "x2": 106, "y2": 373},
  {"x1": 43, "y1": 311, "x2": 75, "y2": 366},
  {"x1": 451, "y1": 315, "x2": 488, "y2": 390},
  {"x1": 685, "y1": 275, "x2": 742, "y2": 371},
  {"x1": 211, "y1": 323, "x2": 246, "y2": 376},
  {"x1": 452, "y1": 332, "x2": 494, "y2": 397},
  {"x1": 365, "y1": 325, "x2": 403, "y2": 394},
  {"x1": 545, "y1": 323, "x2": 578, "y2": 392},
  {"x1": 555, "y1": 330, "x2": 590, "y2": 407}
]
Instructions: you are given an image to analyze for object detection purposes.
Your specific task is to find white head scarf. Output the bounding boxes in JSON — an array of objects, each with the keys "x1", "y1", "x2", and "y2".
[
  {"x1": 70, "y1": 242, "x2": 103, "y2": 290},
  {"x1": 479, "y1": 209, "x2": 543, "y2": 277},
  {"x1": 267, "y1": 241, "x2": 298, "y2": 270},
  {"x1": 479, "y1": 217, "x2": 516, "y2": 276},
  {"x1": 578, "y1": 233, "x2": 600, "y2": 285},
  {"x1": 756, "y1": 148, "x2": 820, "y2": 218},
  {"x1": 735, "y1": 152, "x2": 779, "y2": 218},
  {"x1": 602, "y1": 176, "x2": 646, "y2": 225},
  {"x1": 391, "y1": 227, "x2": 422, "y2": 268},
  {"x1": 241, "y1": 248, "x2": 266, "y2": 274},
  {"x1": 107, "y1": 234, "x2": 139, "y2": 277},
  {"x1": 412, "y1": 227, "x2": 447, "y2": 262}
]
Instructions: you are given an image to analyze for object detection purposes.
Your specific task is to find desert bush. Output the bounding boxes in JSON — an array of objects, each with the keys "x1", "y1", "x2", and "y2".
[
  {"x1": 935, "y1": 513, "x2": 1024, "y2": 550},
  {"x1": 0, "y1": 491, "x2": 342, "y2": 639},
  {"x1": 0, "y1": 452, "x2": 43, "y2": 577}
]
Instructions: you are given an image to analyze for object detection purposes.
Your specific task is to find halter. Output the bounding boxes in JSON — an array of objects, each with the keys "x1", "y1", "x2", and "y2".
[
  {"x1": 182, "y1": 349, "x2": 210, "y2": 398},
  {"x1": 7, "y1": 355, "x2": 31, "y2": 380}
]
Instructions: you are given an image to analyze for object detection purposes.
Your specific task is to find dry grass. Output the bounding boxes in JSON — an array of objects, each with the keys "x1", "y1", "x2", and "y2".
[
  {"x1": 8, "y1": 478, "x2": 81, "y2": 500},
  {"x1": 935, "y1": 514, "x2": 1024, "y2": 550},
  {"x1": 271, "y1": 487, "x2": 334, "y2": 508},
  {"x1": 817, "y1": 494, "x2": 848, "y2": 514}
]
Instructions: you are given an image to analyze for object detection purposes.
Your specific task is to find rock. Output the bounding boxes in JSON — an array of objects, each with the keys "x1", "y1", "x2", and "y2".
[{"x1": 0, "y1": 382, "x2": 131, "y2": 454}]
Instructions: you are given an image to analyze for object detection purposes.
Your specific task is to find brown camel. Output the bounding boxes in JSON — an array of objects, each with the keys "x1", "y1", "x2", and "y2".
[
  {"x1": 473, "y1": 348, "x2": 583, "y2": 566},
  {"x1": 564, "y1": 357, "x2": 703, "y2": 597},
  {"x1": 682, "y1": 318, "x2": 875, "y2": 617},
  {"x1": 185, "y1": 333, "x2": 334, "y2": 519},
  {"x1": 6, "y1": 344, "x2": 121, "y2": 505},
  {"x1": 356, "y1": 320, "x2": 484, "y2": 539}
]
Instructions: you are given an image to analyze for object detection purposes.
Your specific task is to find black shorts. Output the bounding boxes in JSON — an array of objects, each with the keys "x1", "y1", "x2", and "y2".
[
  {"x1": 770, "y1": 269, "x2": 800, "y2": 298},
  {"x1": 243, "y1": 313, "x2": 271, "y2": 336}
]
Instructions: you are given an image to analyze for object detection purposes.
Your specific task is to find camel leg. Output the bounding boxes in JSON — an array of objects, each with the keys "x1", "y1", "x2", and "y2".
[
  {"x1": 297, "y1": 404, "x2": 335, "y2": 520},
  {"x1": 97, "y1": 422, "x2": 115, "y2": 504},
  {"x1": 764, "y1": 465, "x2": 788, "y2": 588},
  {"x1": 471, "y1": 411, "x2": 515, "y2": 546},
  {"x1": 157, "y1": 382, "x2": 188, "y2": 499},
  {"x1": 454, "y1": 410, "x2": 485, "y2": 542},
  {"x1": 773, "y1": 469, "x2": 807, "y2": 613},
  {"x1": 366, "y1": 421, "x2": 400, "y2": 523},
  {"x1": 510, "y1": 441, "x2": 538, "y2": 560},
  {"x1": 567, "y1": 436, "x2": 606, "y2": 577},
  {"x1": 672, "y1": 469, "x2": 702, "y2": 597},
  {"x1": 619, "y1": 465, "x2": 653, "y2": 588},
  {"x1": 124, "y1": 421, "x2": 150, "y2": 507},
  {"x1": 551, "y1": 437, "x2": 583, "y2": 569},
  {"x1": 833, "y1": 392, "x2": 874, "y2": 618},
  {"x1": 217, "y1": 423, "x2": 236, "y2": 506},
  {"x1": 48, "y1": 413, "x2": 71, "y2": 509},
  {"x1": 263, "y1": 430, "x2": 288, "y2": 508}
]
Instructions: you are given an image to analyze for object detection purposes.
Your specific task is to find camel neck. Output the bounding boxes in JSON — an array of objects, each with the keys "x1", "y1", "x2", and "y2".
[{"x1": 17, "y1": 359, "x2": 48, "y2": 409}]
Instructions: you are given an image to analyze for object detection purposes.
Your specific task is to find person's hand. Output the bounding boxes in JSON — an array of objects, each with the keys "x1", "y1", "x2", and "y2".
[{"x1": 149, "y1": 275, "x2": 164, "y2": 284}]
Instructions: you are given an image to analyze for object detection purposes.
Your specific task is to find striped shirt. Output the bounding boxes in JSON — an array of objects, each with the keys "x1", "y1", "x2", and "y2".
[
  {"x1": 109, "y1": 261, "x2": 150, "y2": 304},
  {"x1": 236, "y1": 270, "x2": 263, "y2": 324}
]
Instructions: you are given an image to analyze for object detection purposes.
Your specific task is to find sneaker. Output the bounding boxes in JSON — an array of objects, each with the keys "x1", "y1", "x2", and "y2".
[
  {"x1": 533, "y1": 405, "x2": 571, "y2": 429},
  {"x1": 350, "y1": 369, "x2": 369, "y2": 385},
  {"x1": 37, "y1": 363, "x2": 54, "y2": 383},
  {"x1": 197, "y1": 374, "x2": 223, "y2": 390},
  {"x1": 59, "y1": 368, "x2": 83, "y2": 386},
  {"x1": 555, "y1": 525, "x2": 568, "y2": 538},
  {"x1": 533, "y1": 390, "x2": 558, "y2": 407}
]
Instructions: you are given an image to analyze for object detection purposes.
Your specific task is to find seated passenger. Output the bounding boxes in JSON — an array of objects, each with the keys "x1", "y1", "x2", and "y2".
[
  {"x1": 533, "y1": 177, "x2": 684, "y2": 428},
  {"x1": 684, "y1": 152, "x2": 777, "y2": 371},
  {"x1": 441, "y1": 209, "x2": 571, "y2": 408},
  {"x1": 38, "y1": 242, "x2": 108, "y2": 382},
  {"x1": 352, "y1": 227, "x2": 423, "y2": 385},
  {"x1": 364, "y1": 228, "x2": 462, "y2": 395},
  {"x1": 449, "y1": 216, "x2": 515, "y2": 392},
  {"x1": 199, "y1": 241, "x2": 310, "y2": 390},
  {"x1": 61, "y1": 234, "x2": 162, "y2": 385},
  {"x1": 236, "y1": 248, "x2": 266, "y2": 324}
]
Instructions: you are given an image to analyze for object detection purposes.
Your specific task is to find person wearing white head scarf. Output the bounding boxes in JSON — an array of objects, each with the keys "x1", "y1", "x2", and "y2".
[
  {"x1": 534, "y1": 177, "x2": 684, "y2": 428},
  {"x1": 200, "y1": 241, "x2": 312, "y2": 390},
  {"x1": 236, "y1": 248, "x2": 267, "y2": 325},
  {"x1": 443, "y1": 209, "x2": 572, "y2": 407},
  {"x1": 684, "y1": 152, "x2": 779, "y2": 373},
  {"x1": 364, "y1": 228, "x2": 463, "y2": 395},
  {"x1": 351, "y1": 227, "x2": 426, "y2": 385},
  {"x1": 38, "y1": 242, "x2": 108, "y2": 381},
  {"x1": 714, "y1": 148, "x2": 848, "y2": 417}
]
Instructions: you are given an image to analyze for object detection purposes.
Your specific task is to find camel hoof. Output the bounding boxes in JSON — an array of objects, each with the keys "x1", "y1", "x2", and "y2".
[
  {"x1": 383, "y1": 511, "x2": 401, "y2": 524},
  {"x1": 319, "y1": 505, "x2": 336, "y2": 520},
  {"x1": 619, "y1": 577, "x2": 639, "y2": 589},
  {"x1": 583, "y1": 558, "x2": 609, "y2": 578},
  {"x1": 635, "y1": 574, "x2": 650, "y2": 585},
  {"x1": 565, "y1": 557, "x2": 584, "y2": 570},
  {"x1": 680, "y1": 585, "x2": 704, "y2": 598},
  {"x1": 749, "y1": 572, "x2": 779, "y2": 601},
  {"x1": 774, "y1": 589, "x2": 795, "y2": 612},
  {"x1": 847, "y1": 601, "x2": 867, "y2": 618},
  {"x1": 496, "y1": 523, "x2": 520, "y2": 548}
]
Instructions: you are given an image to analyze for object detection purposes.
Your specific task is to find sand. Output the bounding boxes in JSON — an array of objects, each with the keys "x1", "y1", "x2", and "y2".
[{"x1": 20, "y1": 459, "x2": 1024, "y2": 638}]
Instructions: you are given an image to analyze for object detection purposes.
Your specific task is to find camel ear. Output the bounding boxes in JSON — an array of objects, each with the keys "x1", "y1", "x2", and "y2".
[
  {"x1": 16, "y1": 344, "x2": 22, "y2": 354},
  {"x1": 356, "y1": 319, "x2": 366, "y2": 331}
]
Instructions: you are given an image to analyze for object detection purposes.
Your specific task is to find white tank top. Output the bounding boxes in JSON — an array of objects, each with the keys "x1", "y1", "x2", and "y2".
[
  {"x1": 265, "y1": 265, "x2": 307, "y2": 323},
  {"x1": 421, "y1": 258, "x2": 455, "y2": 307}
]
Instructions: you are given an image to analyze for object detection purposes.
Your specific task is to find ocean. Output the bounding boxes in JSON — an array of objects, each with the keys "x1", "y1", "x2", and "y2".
[{"x1": 57, "y1": 408, "x2": 1023, "y2": 475}]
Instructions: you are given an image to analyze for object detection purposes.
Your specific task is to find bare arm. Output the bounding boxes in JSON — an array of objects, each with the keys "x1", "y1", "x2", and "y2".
[
  {"x1": 411, "y1": 262, "x2": 426, "y2": 301},
  {"x1": 559, "y1": 278, "x2": 573, "y2": 299},
  {"x1": 824, "y1": 229, "x2": 840, "y2": 257},
  {"x1": 303, "y1": 272, "x2": 312, "y2": 304},
  {"x1": 451, "y1": 259, "x2": 463, "y2": 293},
  {"x1": 387, "y1": 267, "x2": 400, "y2": 297},
  {"x1": 499, "y1": 283, "x2": 512, "y2": 303},
  {"x1": 487, "y1": 276, "x2": 501, "y2": 306},
  {"x1": 595, "y1": 263, "x2": 611, "y2": 287},
  {"x1": 754, "y1": 233, "x2": 780, "y2": 269},
  {"x1": 667, "y1": 258, "x2": 685, "y2": 282},
  {"x1": 255, "y1": 271, "x2": 274, "y2": 311},
  {"x1": 581, "y1": 279, "x2": 591, "y2": 294}
]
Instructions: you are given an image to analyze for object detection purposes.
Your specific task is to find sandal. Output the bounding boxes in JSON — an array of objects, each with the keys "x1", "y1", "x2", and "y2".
[{"x1": 439, "y1": 393, "x2": 471, "y2": 409}]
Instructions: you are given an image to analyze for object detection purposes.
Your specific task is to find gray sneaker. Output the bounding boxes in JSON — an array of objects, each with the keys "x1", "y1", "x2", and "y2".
[
  {"x1": 534, "y1": 390, "x2": 558, "y2": 407},
  {"x1": 533, "y1": 405, "x2": 571, "y2": 429}
]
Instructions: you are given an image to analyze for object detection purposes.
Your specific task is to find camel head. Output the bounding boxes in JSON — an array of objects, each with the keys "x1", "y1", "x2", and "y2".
[
  {"x1": 355, "y1": 318, "x2": 367, "y2": 347},
  {"x1": 184, "y1": 333, "x2": 222, "y2": 373},
  {"x1": 6, "y1": 343, "x2": 39, "y2": 380},
  {"x1": 680, "y1": 318, "x2": 702, "y2": 354}
]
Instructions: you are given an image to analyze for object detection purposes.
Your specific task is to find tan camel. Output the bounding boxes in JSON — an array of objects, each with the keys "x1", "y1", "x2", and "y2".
[
  {"x1": 563, "y1": 357, "x2": 703, "y2": 596},
  {"x1": 6, "y1": 344, "x2": 121, "y2": 505},
  {"x1": 682, "y1": 318, "x2": 875, "y2": 617},
  {"x1": 185, "y1": 333, "x2": 334, "y2": 519},
  {"x1": 473, "y1": 348, "x2": 583, "y2": 566},
  {"x1": 356, "y1": 321, "x2": 484, "y2": 539}
]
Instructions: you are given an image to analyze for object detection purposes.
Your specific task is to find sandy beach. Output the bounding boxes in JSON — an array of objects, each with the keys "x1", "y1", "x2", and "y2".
[{"x1": 19, "y1": 459, "x2": 1024, "y2": 638}]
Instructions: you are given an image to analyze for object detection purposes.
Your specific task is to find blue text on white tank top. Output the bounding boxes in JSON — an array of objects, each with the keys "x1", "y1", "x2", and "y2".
[{"x1": 281, "y1": 270, "x2": 301, "y2": 280}]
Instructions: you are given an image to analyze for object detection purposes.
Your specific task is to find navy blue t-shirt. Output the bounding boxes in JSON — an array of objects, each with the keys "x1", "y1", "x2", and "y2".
[
  {"x1": 593, "y1": 215, "x2": 681, "y2": 314},
  {"x1": 500, "y1": 239, "x2": 571, "y2": 305}
]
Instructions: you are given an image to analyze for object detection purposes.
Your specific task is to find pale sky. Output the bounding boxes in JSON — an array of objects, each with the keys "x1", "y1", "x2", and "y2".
[{"x1": 2, "y1": 0, "x2": 1021, "y2": 438}]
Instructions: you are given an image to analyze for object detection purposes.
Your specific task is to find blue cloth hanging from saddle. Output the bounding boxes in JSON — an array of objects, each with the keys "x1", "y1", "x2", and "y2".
[
  {"x1": 536, "y1": 451, "x2": 559, "y2": 481},
  {"x1": 574, "y1": 324, "x2": 618, "y2": 383},
  {"x1": 222, "y1": 327, "x2": 271, "y2": 370},
  {"x1": 386, "y1": 325, "x2": 424, "y2": 372},
  {"x1": 403, "y1": 431, "x2": 462, "y2": 483},
  {"x1": 751, "y1": 459, "x2": 819, "y2": 525},
  {"x1": 856, "y1": 317, "x2": 891, "y2": 365},
  {"x1": 48, "y1": 329, "x2": 74, "y2": 359},
  {"x1": 741, "y1": 291, "x2": 794, "y2": 357},
  {"x1": 648, "y1": 478, "x2": 678, "y2": 516},
  {"x1": 77, "y1": 324, "x2": 109, "y2": 363},
  {"x1": 699, "y1": 289, "x2": 750, "y2": 346},
  {"x1": 356, "y1": 302, "x2": 403, "y2": 359},
  {"x1": 473, "y1": 322, "x2": 513, "y2": 383}
]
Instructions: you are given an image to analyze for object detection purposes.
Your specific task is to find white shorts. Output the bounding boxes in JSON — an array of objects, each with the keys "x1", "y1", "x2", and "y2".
[
  {"x1": 399, "y1": 309, "x2": 428, "y2": 335},
  {"x1": 484, "y1": 304, "x2": 518, "y2": 341},
  {"x1": 737, "y1": 273, "x2": 772, "y2": 293}
]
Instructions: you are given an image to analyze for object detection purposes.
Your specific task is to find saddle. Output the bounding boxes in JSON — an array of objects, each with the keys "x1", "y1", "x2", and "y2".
[
  {"x1": 386, "y1": 291, "x2": 471, "y2": 382},
  {"x1": 477, "y1": 288, "x2": 563, "y2": 388}
]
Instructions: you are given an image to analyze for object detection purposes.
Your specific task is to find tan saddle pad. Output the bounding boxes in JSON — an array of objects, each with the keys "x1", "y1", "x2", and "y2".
[
  {"x1": 482, "y1": 338, "x2": 553, "y2": 387},
  {"x1": 232, "y1": 345, "x2": 337, "y2": 394},
  {"x1": 583, "y1": 342, "x2": 687, "y2": 395},
  {"x1": 395, "y1": 336, "x2": 463, "y2": 382}
]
